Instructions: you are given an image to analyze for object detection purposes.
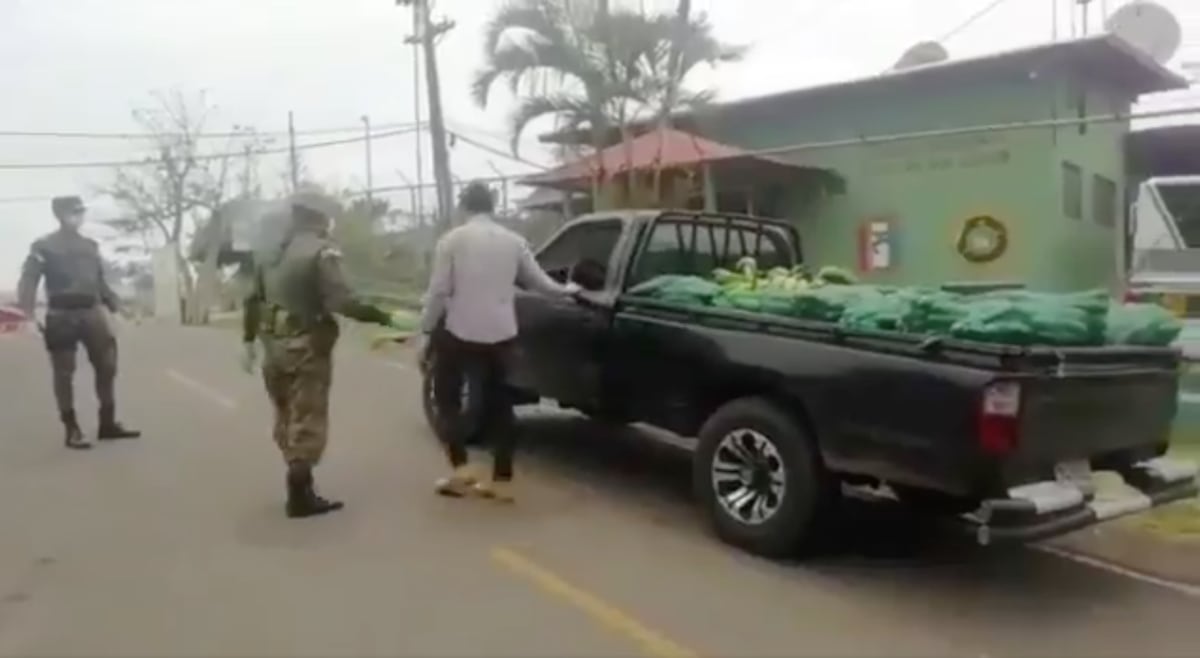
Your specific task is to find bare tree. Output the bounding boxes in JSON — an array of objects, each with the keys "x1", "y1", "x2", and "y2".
[{"x1": 101, "y1": 90, "x2": 265, "y2": 324}]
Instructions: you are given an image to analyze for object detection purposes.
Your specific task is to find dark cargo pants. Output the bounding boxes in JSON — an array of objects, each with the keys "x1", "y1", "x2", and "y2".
[
  {"x1": 433, "y1": 328, "x2": 516, "y2": 481},
  {"x1": 42, "y1": 306, "x2": 117, "y2": 421}
]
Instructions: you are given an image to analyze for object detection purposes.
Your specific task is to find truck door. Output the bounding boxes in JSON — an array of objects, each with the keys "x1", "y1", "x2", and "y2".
[
  {"x1": 611, "y1": 216, "x2": 797, "y2": 428},
  {"x1": 510, "y1": 218, "x2": 625, "y2": 409}
]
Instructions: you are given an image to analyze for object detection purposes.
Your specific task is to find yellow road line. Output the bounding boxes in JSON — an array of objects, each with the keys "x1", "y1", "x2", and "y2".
[{"x1": 490, "y1": 546, "x2": 700, "y2": 658}]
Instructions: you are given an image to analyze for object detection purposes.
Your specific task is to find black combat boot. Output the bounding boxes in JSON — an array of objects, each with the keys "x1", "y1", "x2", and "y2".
[
  {"x1": 97, "y1": 406, "x2": 141, "y2": 441},
  {"x1": 61, "y1": 411, "x2": 90, "y2": 451},
  {"x1": 285, "y1": 462, "x2": 344, "y2": 519}
]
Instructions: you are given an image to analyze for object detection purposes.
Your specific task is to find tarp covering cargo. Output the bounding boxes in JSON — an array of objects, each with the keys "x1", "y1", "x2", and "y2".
[{"x1": 628, "y1": 260, "x2": 1183, "y2": 347}]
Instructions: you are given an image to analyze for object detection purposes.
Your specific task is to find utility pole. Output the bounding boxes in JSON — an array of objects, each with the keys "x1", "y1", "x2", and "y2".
[
  {"x1": 287, "y1": 111, "x2": 299, "y2": 192},
  {"x1": 361, "y1": 115, "x2": 374, "y2": 207},
  {"x1": 1078, "y1": 0, "x2": 1093, "y2": 36},
  {"x1": 401, "y1": 0, "x2": 456, "y2": 229},
  {"x1": 410, "y1": 8, "x2": 425, "y2": 227}
]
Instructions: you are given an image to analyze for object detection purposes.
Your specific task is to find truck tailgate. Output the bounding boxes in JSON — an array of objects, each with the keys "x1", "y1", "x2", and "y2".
[{"x1": 1014, "y1": 370, "x2": 1178, "y2": 470}]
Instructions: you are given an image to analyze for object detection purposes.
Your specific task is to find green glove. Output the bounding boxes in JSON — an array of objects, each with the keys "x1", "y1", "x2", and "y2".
[{"x1": 386, "y1": 310, "x2": 420, "y2": 332}]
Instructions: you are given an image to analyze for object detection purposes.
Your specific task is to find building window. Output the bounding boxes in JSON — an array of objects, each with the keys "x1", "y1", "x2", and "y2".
[
  {"x1": 1062, "y1": 161, "x2": 1083, "y2": 220},
  {"x1": 1093, "y1": 174, "x2": 1117, "y2": 227}
]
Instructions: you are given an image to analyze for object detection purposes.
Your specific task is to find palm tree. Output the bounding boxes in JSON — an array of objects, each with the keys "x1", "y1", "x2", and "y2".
[{"x1": 472, "y1": 0, "x2": 742, "y2": 209}]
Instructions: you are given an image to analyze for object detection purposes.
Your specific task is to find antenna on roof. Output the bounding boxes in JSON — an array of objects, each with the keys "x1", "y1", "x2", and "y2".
[
  {"x1": 1105, "y1": 1, "x2": 1182, "y2": 65},
  {"x1": 891, "y1": 41, "x2": 950, "y2": 71}
]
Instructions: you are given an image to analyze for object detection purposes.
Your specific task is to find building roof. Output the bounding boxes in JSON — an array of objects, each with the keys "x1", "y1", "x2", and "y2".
[
  {"x1": 540, "y1": 35, "x2": 1190, "y2": 145},
  {"x1": 520, "y1": 128, "x2": 818, "y2": 189}
]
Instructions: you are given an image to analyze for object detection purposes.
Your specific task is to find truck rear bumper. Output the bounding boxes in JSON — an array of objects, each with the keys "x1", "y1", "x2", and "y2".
[{"x1": 966, "y1": 457, "x2": 1200, "y2": 546}]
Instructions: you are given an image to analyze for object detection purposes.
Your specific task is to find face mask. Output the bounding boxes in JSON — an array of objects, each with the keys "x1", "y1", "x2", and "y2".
[{"x1": 62, "y1": 211, "x2": 85, "y2": 230}]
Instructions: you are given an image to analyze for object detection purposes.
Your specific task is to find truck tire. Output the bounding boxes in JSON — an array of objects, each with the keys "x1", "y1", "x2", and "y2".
[{"x1": 694, "y1": 397, "x2": 837, "y2": 558}]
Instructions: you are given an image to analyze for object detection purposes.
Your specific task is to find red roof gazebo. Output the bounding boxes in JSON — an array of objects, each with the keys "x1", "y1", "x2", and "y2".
[{"x1": 520, "y1": 128, "x2": 839, "y2": 213}]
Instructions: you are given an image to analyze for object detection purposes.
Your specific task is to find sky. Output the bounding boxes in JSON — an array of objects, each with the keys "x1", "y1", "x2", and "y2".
[{"x1": 0, "y1": 0, "x2": 1198, "y2": 290}]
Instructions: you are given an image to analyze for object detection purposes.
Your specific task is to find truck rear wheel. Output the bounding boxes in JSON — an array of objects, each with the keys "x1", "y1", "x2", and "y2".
[{"x1": 694, "y1": 397, "x2": 837, "y2": 558}]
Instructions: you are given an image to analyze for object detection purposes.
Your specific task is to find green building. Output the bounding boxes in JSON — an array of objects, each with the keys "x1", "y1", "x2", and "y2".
[{"x1": 536, "y1": 35, "x2": 1187, "y2": 291}]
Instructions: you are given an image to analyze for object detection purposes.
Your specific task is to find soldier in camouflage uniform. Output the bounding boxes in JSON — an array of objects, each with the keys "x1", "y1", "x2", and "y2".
[
  {"x1": 242, "y1": 191, "x2": 406, "y2": 518},
  {"x1": 17, "y1": 196, "x2": 140, "y2": 450}
]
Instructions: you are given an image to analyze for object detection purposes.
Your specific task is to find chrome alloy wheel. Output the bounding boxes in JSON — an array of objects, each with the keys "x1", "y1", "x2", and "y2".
[{"x1": 711, "y1": 428, "x2": 788, "y2": 525}]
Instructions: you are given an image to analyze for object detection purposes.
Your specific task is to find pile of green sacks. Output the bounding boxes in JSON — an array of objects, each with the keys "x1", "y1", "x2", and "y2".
[{"x1": 627, "y1": 265, "x2": 1182, "y2": 348}]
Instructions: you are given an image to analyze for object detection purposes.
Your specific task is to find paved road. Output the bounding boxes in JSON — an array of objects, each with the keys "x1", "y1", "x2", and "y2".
[{"x1": 2, "y1": 321, "x2": 1200, "y2": 657}]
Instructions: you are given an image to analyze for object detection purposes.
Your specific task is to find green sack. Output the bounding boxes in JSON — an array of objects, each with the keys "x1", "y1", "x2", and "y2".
[
  {"x1": 963, "y1": 288, "x2": 1108, "y2": 346},
  {"x1": 716, "y1": 290, "x2": 764, "y2": 313},
  {"x1": 898, "y1": 288, "x2": 969, "y2": 334},
  {"x1": 949, "y1": 301, "x2": 1039, "y2": 345},
  {"x1": 630, "y1": 275, "x2": 722, "y2": 306},
  {"x1": 839, "y1": 294, "x2": 915, "y2": 332},
  {"x1": 1106, "y1": 303, "x2": 1184, "y2": 346},
  {"x1": 792, "y1": 285, "x2": 882, "y2": 322}
]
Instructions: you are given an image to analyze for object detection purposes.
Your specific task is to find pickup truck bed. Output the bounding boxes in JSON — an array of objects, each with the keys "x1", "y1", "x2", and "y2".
[
  {"x1": 421, "y1": 209, "x2": 1199, "y2": 559},
  {"x1": 616, "y1": 298, "x2": 1196, "y2": 548}
]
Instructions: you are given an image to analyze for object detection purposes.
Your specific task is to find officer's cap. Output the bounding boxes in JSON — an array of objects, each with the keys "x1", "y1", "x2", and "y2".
[
  {"x1": 289, "y1": 189, "x2": 341, "y2": 220},
  {"x1": 51, "y1": 196, "x2": 86, "y2": 218}
]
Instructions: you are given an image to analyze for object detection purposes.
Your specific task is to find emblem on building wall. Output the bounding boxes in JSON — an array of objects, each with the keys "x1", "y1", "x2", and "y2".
[{"x1": 956, "y1": 215, "x2": 1008, "y2": 264}]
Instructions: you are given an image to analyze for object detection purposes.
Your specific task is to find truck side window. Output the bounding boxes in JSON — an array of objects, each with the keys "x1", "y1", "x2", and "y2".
[
  {"x1": 629, "y1": 220, "x2": 792, "y2": 286},
  {"x1": 535, "y1": 219, "x2": 624, "y2": 282}
]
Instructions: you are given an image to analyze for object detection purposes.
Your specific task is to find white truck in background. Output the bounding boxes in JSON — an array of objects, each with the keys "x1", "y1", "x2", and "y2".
[{"x1": 1119, "y1": 175, "x2": 1200, "y2": 358}]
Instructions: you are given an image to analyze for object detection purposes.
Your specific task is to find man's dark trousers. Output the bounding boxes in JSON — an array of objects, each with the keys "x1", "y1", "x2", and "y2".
[{"x1": 432, "y1": 328, "x2": 516, "y2": 480}]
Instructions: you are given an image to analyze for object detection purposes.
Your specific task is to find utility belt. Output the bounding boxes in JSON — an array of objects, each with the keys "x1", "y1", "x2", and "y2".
[
  {"x1": 260, "y1": 304, "x2": 334, "y2": 338},
  {"x1": 48, "y1": 294, "x2": 99, "y2": 311}
]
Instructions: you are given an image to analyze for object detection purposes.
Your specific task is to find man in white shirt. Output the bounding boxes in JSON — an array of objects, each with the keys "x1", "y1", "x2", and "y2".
[{"x1": 419, "y1": 182, "x2": 578, "y2": 502}]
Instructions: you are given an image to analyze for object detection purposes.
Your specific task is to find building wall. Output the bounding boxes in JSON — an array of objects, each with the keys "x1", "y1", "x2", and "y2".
[{"x1": 700, "y1": 69, "x2": 1134, "y2": 290}]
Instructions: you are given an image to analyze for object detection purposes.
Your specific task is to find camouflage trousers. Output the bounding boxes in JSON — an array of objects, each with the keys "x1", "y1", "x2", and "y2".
[{"x1": 261, "y1": 331, "x2": 335, "y2": 466}]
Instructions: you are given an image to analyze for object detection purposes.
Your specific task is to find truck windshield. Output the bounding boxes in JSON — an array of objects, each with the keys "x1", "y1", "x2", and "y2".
[{"x1": 628, "y1": 217, "x2": 795, "y2": 287}]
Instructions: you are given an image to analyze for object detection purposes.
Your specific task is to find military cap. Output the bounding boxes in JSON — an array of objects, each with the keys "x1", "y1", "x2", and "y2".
[
  {"x1": 290, "y1": 189, "x2": 341, "y2": 220},
  {"x1": 51, "y1": 196, "x2": 86, "y2": 218}
]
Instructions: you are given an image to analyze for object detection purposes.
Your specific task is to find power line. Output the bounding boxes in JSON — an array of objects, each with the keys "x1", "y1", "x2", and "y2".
[
  {"x1": 447, "y1": 130, "x2": 553, "y2": 170},
  {"x1": 9, "y1": 106, "x2": 1199, "y2": 207},
  {"x1": 0, "y1": 121, "x2": 420, "y2": 141},
  {"x1": 0, "y1": 127, "x2": 420, "y2": 171},
  {"x1": 939, "y1": 0, "x2": 1013, "y2": 43}
]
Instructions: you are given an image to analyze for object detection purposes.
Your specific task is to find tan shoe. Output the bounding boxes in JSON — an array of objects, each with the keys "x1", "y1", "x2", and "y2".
[
  {"x1": 435, "y1": 465, "x2": 479, "y2": 498},
  {"x1": 474, "y1": 479, "x2": 516, "y2": 503}
]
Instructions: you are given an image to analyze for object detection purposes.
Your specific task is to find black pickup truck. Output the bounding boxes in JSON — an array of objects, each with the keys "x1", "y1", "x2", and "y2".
[{"x1": 422, "y1": 210, "x2": 1199, "y2": 558}]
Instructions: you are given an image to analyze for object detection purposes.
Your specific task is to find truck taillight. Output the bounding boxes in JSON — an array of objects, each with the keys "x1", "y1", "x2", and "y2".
[{"x1": 978, "y1": 381, "x2": 1021, "y2": 457}]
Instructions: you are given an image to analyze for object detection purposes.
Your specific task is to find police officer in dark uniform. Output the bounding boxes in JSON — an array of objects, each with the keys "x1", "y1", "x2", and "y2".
[
  {"x1": 242, "y1": 191, "x2": 407, "y2": 518},
  {"x1": 17, "y1": 196, "x2": 140, "y2": 450}
]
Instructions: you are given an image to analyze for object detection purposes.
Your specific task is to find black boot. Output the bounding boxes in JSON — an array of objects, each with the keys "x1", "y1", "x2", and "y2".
[
  {"x1": 97, "y1": 406, "x2": 140, "y2": 441},
  {"x1": 62, "y1": 411, "x2": 90, "y2": 451},
  {"x1": 285, "y1": 462, "x2": 344, "y2": 519}
]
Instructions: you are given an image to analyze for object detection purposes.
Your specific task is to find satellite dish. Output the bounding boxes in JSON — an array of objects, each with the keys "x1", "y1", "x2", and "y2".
[
  {"x1": 892, "y1": 41, "x2": 949, "y2": 71},
  {"x1": 1106, "y1": 1, "x2": 1182, "y2": 65}
]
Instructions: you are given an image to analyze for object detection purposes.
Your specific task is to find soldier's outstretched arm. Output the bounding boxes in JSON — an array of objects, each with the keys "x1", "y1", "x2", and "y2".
[
  {"x1": 316, "y1": 245, "x2": 393, "y2": 326},
  {"x1": 16, "y1": 241, "x2": 45, "y2": 319}
]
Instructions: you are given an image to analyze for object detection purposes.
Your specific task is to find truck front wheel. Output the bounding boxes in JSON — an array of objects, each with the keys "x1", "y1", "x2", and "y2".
[{"x1": 694, "y1": 398, "x2": 838, "y2": 558}]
